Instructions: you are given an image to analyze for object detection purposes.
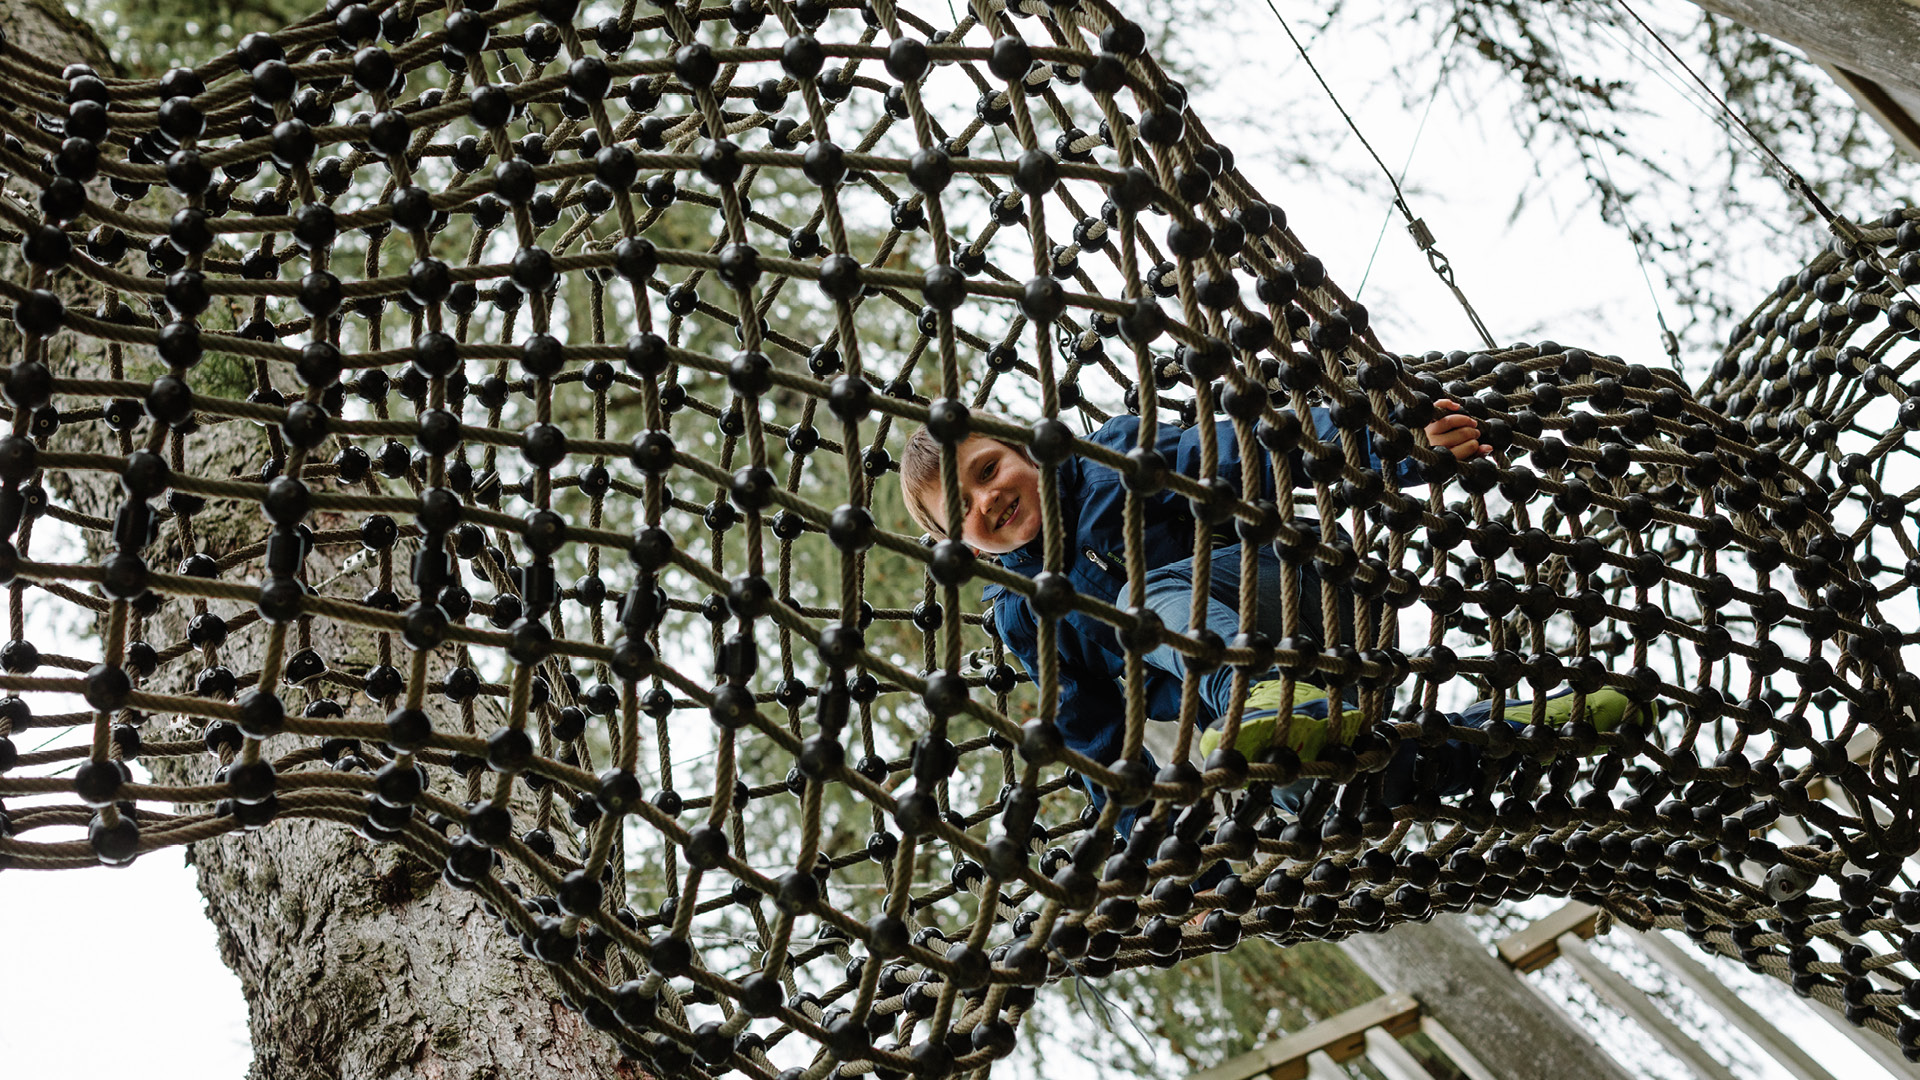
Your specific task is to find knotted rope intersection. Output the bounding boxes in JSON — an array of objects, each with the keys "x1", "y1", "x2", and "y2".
[{"x1": 0, "y1": 0, "x2": 1918, "y2": 1076}]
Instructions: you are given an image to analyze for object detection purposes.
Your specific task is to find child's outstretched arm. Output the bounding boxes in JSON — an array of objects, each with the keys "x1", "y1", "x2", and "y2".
[
  {"x1": 1426, "y1": 398, "x2": 1489, "y2": 460},
  {"x1": 1157, "y1": 393, "x2": 1491, "y2": 502}
]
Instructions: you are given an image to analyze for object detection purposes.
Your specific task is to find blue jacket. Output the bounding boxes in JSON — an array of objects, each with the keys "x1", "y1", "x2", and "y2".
[{"x1": 987, "y1": 410, "x2": 1417, "y2": 792}]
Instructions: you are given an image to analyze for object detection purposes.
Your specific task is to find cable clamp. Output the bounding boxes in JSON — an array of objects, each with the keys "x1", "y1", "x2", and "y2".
[{"x1": 1406, "y1": 216, "x2": 1435, "y2": 252}]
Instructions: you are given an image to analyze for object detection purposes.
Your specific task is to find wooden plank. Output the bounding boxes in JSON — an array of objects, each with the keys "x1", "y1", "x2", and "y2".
[
  {"x1": 1626, "y1": 926, "x2": 1843, "y2": 1080},
  {"x1": 1557, "y1": 933, "x2": 1740, "y2": 1080},
  {"x1": 1343, "y1": 916, "x2": 1637, "y2": 1080},
  {"x1": 1305, "y1": 1051, "x2": 1345, "y2": 1080},
  {"x1": 1378, "y1": 1003, "x2": 1423, "y2": 1041},
  {"x1": 1497, "y1": 901, "x2": 1601, "y2": 973},
  {"x1": 1807, "y1": 992, "x2": 1920, "y2": 1080},
  {"x1": 1414, "y1": 1017, "x2": 1501, "y2": 1080},
  {"x1": 1187, "y1": 994, "x2": 1422, "y2": 1080},
  {"x1": 1364, "y1": 1026, "x2": 1438, "y2": 1080},
  {"x1": 1846, "y1": 728, "x2": 1882, "y2": 763}
]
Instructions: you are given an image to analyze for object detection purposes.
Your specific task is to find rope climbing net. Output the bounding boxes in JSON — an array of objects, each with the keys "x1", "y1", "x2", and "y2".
[{"x1": 2, "y1": 0, "x2": 1920, "y2": 1075}]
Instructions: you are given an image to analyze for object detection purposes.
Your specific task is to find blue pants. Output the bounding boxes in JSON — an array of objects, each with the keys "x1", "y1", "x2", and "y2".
[{"x1": 1138, "y1": 542, "x2": 1343, "y2": 719}]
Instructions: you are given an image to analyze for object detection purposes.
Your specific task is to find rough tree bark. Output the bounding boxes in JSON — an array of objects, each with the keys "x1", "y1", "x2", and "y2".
[
  {"x1": 1341, "y1": 915, "x2": 1637, "y2": 1080},
  {"x1": 1685, "y1": 0, "x2": 1920, "y2": 98},
  {"x1": 8, "y1": 3, "x2": 638, "y2": 1077}
]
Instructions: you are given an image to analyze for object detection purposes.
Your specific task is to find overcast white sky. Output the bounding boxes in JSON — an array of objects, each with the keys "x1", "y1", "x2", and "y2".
[{"x1": 3, "y1": 0, "x2": 1915, "y2": 1077}]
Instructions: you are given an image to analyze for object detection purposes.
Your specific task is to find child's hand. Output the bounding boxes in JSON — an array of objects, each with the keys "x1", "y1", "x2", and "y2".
[{"x1": 1425, "y1": 398, "x2": 1490, "y2": 460}]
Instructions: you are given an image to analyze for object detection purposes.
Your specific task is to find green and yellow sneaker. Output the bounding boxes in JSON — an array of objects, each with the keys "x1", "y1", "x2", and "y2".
[
  {"x1": 1498, "y1": 687, "x2": 1659, "y2": 733},
  {"x1": 1198, "y1": 680, "x2": 1335, "y2": 763}
]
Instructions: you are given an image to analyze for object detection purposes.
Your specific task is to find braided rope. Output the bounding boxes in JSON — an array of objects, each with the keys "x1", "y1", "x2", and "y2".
[{"x1": 1, "y1": 0, "x2": 1920, "y2": 1076}]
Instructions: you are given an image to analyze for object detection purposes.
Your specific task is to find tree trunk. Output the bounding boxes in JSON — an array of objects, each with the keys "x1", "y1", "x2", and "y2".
[
  {"x1": 5, "y1": 4, "x2": 636, "y2": 1076},
  {"x1": 1341, "y1": 915, "x2": 1637, "y2": 1080},
  {"x1": 1684, "y1": 0, "x2": 1920, "y2": 99}
]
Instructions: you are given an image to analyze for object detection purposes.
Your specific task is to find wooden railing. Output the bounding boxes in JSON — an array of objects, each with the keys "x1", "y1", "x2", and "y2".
[
  {"x1": 1190, "y1": 732, "x2": 1920, "y2": 1080},
  {"x1": 1188, "y1": 992, "x2": 1479, "y2": 1080},
  {"x1": 1495, "y1": 900, "x2": 1918, "y2": 1080},
  {"x1": 1191, "y1": 901, "x2": 1919, "y2": 1080}
]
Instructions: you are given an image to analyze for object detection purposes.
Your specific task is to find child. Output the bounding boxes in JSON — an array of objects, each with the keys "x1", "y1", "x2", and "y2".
[{"x1": 899, "y1": 399, "x2": 1639, "y2": 813}]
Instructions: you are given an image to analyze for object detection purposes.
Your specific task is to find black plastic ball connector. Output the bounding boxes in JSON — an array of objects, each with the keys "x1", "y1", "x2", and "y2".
[
  {"x1": 919, "y1": 264, "x2": 966, "y2": 312},
  {"x1": 1027, "y1": 419, "x2": 1075, "y2": 466},
  {"x1": 0, "y1": 0, "x2": 1914, "y2": 1064},
  {"x1": 90, "y1": 812, "x2": 140, "y2": 866}
]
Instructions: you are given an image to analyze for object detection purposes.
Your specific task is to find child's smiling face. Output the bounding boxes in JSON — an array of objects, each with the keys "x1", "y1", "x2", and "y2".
[{"x1": 952, "y1": 436, "x2": 1042, "y2": 555}]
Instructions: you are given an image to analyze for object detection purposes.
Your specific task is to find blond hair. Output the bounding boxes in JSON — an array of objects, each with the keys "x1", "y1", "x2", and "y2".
[{"x1": 898, "y1": 425, "x2": 1028, "y2": 540}]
